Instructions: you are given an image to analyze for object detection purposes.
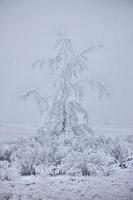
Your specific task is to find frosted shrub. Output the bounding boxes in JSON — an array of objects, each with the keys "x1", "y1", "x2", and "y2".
[
  {"x1": 127, "y1": 134, "x2": 133, "y2": 144},
  {"x1": 109, "y1": 138, "x2": 129, "y2": 168},
  {"x1": 10, "y1": 138, "x2": 46, "y2": 175},
  {"x1": 0, "y1": 145, "x2": 13, "y2": 162},
  {"x1": 0, "y1": 144, "x2": 19, "y2": 180},
  {"x1": 61, "y1": 148, "x2": 113, "y2": 176},
  {"x1": 19, "y1": 162, "x2": 36, "y2": 176},
  {"x1": 46, "y1": 164, "x2": 65, "y2": 176},
  {"x1": 0, "y1": 192, "x2": 13, "y2": 200},
  {"x1": 56, "y1": 132, "x2": 113, "y2": 176},
  {"x1": 0, "y1": 161, "x2": 11, "y2": 181},
  {"x1": 15, "y1": 147, "x2": 37, "y2": 176},
  {"x1": 126, "y1": 135, "x2": 133, "y2": 158},
  {"x1": 11, "y1": 139, "x2": 39, "y2": 175},
  {"x1": 0, "y1": 161, "x2": 18, "y2": 181}
]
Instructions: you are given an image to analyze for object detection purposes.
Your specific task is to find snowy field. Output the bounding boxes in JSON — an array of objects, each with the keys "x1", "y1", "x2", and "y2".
[
  {"x1": 0, "y1": 123, "x2": 37, "y2": 143},
  {"x1": 0, "y1": 123, "x2": 133, "y2": 142},
  {"x1": 93, "y1": 124, "x2": 133, "y2": 138},
  {"x1": 0, "y1": 124, "x2": 133, "y2": 200},
  {"x1": 0, "y1": 166, "x2": 133, "y2": 200}
]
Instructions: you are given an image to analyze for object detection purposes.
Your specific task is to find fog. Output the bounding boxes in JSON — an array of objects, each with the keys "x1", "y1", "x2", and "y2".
[{"x1": 0, "y1": 0, "x2": 133, "y2": 125}]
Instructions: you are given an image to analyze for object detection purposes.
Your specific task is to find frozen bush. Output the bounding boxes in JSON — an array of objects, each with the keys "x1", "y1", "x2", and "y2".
[
  {"x1": 60, "y1": 149, "x2": 113, "y2": 176},
  {"x1": 0, "y1": 161, "x2": 18, "y2": 181},
  {"x1": 0, "y1": 145, "x2": 13, "y2": 162},
  {"x1": 127, "y1": 134, "x2": 133, "y2": 144},
  {"x1": 10, "y1": 138, "x2": 47, "y2": 176},
  {"x1": 19, "y1": 163, "x2": 36, "y2": 176},
  {"x1": 109, "y1": 138, "x2": 129, "y2": 168},
  {"x1": 10, "y1": 139, "x2": 39, "y2": 176},
  {"x1": 15, "y1": 147, "x2": 37, "y2": 176},
  {"x1": 0, "y1": 192, "x2": 13, "y2": 200},
  {"x1": 34, "y1": 163, "x2": 66, "y2": 177},
  {"x1": 0, "y1": 161, "x2": 11, "y2": 181},
  {"x1": 46, "y1": 165, "x2": 66, "y2": 176}
]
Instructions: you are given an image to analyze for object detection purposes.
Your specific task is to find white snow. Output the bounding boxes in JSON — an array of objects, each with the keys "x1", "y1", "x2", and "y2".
[
  {"x1": 0, "y1": 165, "x2": 133, "y2": 200},
  {"x1": 0, "y1": 123, "x2": 37, "y2": 143},
  {"x1": 0, "y1": 123, "x2": 133, "y2": 143},
  {"x1": 0, "y1": 124, "x2": 133, "y2": 200}
]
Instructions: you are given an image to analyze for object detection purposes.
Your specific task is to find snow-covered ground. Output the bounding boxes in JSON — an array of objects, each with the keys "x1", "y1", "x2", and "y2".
[
  {"x1": 0, "y1": 123, "x2": 37, "y2": 143},
  {"x1": 0, "y1": 164, "x2": 133, "y2": 200},
  {"x1": 93, "y1": 124, "x2": 133, "y2": 138},
  {"x1": 0, "y1": 123, "x2": 133, "y2": 143},
  {"x1": 0, "y1": 123, "x2": 133, "y2": 200}
]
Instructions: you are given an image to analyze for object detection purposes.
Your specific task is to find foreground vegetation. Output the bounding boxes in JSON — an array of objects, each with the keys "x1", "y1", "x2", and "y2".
[
  {"x1": 0, "y1": 130, "x2": 133, "y2": 180},
  {"x1": 0, "y1": 130, "x2": 133, "y2": 200}
]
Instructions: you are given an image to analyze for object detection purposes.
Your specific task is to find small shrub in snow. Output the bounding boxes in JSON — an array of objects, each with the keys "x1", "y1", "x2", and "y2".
[
  {"x1": 16, "y1": 148, "x2": 37, "y2": 176},
  {"x1": 19, "y1": 162, "x2": 36, "y2": 176},
  {"x1": 109, "y1": 138, "x2": 129, "y2": 168},
  {"x1": 0, "y1": 192, "x2": 13, "y2": 200},
  {"x1": 0, "y1": 161, "x2": 11, "y2": 181},
  {"x1": 127, "y1": 134, "x2": 133, "y2": 144},
  {"x1": 0, "y1": 145, "x2": 13, "y2": 162},
  {"x1": 60, "y1": 149, "x2": 113, "y2": 176},
  {"x1": 11, "y1": 138, "x2": 46, "y2": 176},
  {"x1": 46, "y1": 165, "x2": 66, "y2": 176},
  {"x1": 0, "y1": 161, "x2": 18, "y2": 181}
]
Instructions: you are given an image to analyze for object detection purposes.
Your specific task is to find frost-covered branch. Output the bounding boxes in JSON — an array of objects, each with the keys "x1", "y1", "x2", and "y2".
[
  {"x1": 80, "y1": 45, "x2": 103, "y2": 56},
  {"x1": 73, "y1": 79, "x2": 110, "y2": 98},
  {"x1": 19, "y1": 90, "x2": 53, "y2": 116}
]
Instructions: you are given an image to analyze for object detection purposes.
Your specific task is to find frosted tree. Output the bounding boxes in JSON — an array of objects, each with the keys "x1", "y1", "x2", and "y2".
[{"x1": 21, "y1": 34, "x2": 109, "y2": 137}]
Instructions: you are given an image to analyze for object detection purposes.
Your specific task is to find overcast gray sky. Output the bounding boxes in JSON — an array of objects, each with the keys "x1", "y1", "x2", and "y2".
[{"x1": 0, "y1": 0, "x2": 133, "y2": 125}]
